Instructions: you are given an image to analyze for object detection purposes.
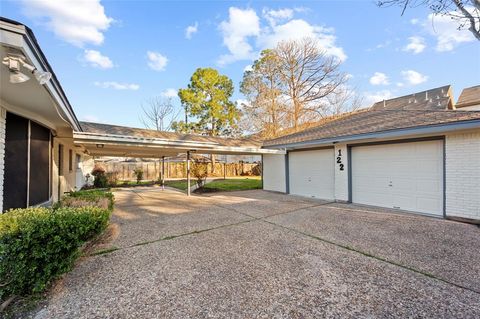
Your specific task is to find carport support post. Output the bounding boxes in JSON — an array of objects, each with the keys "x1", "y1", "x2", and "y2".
[
  {"x1": 161, "y1": 156, "x2": 165, "y2": 190},
  {"x1": 187, "y1": 151, "x2": 191, "y2": 196}
]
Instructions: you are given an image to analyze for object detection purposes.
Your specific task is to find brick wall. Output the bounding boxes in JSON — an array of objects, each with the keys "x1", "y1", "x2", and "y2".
[
  {"x1": 446, "y1": 131, "x2": 480, "y2": 220},
  {"x1": 0, "y1": 108, "x2": 6, "y2": 212}
]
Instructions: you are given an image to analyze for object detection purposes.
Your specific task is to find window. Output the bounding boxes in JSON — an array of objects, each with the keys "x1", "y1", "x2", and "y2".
[
  {"x1": 76, "y1": 154, "x2": 81, "y2": 169},
  {"x1": 58, "y1": 144, "x2": 64, "y2": 176},
  {"x1": 69, "y1": 149, "x2": 73, "y2": 172}
]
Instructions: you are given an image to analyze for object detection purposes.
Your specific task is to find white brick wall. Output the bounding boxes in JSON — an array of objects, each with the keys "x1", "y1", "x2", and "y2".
[
  {"x1": 263, "y1": 154, "x2": 286, "y2": 193},
  {"x1": 446, "y1": 131, "x2": 480, "y2": 220},
  {"x1": 0, "y1": 108, "x2": 5, "y2": 212},
  {"x1": 334, "y1": 144, "x2": 349, "y2": 202}
]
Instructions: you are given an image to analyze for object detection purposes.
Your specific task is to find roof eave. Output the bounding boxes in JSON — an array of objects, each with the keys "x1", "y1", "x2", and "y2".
[{"x1": 262, "y1": 119, "x2": 480, "y2": 150}]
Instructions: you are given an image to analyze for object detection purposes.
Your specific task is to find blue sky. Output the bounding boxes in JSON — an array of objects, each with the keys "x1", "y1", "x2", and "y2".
[{"x1": 1, "y1": 0, "x2": 479, "y2": 128}]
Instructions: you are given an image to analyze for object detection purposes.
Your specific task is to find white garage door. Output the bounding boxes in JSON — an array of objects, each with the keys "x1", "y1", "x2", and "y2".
[
  {"x1": 289, "y1": 149, "x2": 335, "y2": 200},
  {"x1": 351, "y1": 140, "x2": 444, "y2": 216}
]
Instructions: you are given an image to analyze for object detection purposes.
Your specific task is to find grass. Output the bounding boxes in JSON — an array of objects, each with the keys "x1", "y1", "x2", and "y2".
[
  {"x1": 116, "y1": 180, "x2": 156, "y2": 186},
  {"x1": 197, "y1": 178, "x2": 262, "y2": 193},
  {"x1": 164, "y1": 179, "x2": 196, "y2": 191}
]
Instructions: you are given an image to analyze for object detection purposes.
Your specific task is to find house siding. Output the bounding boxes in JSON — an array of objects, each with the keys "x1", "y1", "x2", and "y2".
[
  {"x1": 263, "y1": 154, "x2": 286, "y2": 193},
  {"x1": 0, "y1": 107, "x2": 6, "y2": 212},
  {"x1": 445, "y1": 130, "x2": 480, "y2": 220}
]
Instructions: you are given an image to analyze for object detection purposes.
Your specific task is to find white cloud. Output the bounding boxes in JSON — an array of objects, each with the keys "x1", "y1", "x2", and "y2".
[
  {"x1": 147, "y1": 51, "x2": 168, "y2": 71},
  {"x1": 426, "y1": 10, "x2": 475, "y2": 51},
  {"x1": 403, "y1": 36, "x2": 426, "y2": 54},
  {"x1": 161, "y1": 88, "x2": 178, "y2": 98},
  {"x1": 263, "y1": 8, "x2": 294, "y2": 25},
  {"x1": 364, "y1": 90, "x2": 393, "y2": 106},
  {"x1": 218, "y1": 7, "x2": 260, "y2": 65},
  {"x1": 243, "y1": 64, "x2": 253, "y2": 72},
  {"x1": 401, "y1": 70, "x2": 428, "y2": 85},
  {"x1": 410, "y1": 18, "x2": 419, "y2": 25},
  {"x1": 258, "y1": 19, "x2": 347, "y2": 61},
  {"x1": 369, "y1": 72, "x2": 390, "y2": 86},
  {"x1": 94, "y1": 81, "x2": 139, "y2": 90},
  {"x1": 21, "y1": 0, "x2": 113, "y2": 47},
  {"x1": 185, "y1": 22, "x2": 198, "y2": 39},
  {"x1": 218, "y1": 7, "x2": 346, "y2": 65},
  {"x1": 84, "y1": 50, "x2": 113, "y2": 69}
]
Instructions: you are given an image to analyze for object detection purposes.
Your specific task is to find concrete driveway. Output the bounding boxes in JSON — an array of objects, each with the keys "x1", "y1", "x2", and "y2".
[{"x1": 37, "y1": 188, "x2": 480, "y2": 318}]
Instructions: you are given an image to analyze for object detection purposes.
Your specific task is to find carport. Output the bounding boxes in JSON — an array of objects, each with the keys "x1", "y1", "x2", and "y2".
[{"x1": 73, "y1": 122, "x2": 285, "y2": 195}]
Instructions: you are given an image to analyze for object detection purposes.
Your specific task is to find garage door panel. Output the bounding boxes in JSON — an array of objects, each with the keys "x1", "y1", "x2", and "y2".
[
  {"x1": 289, "y1": 149, "x2": 334, "y2": 200},
  {"x1": 352, "y1": 140, "x2": 443, "y2": 216}
]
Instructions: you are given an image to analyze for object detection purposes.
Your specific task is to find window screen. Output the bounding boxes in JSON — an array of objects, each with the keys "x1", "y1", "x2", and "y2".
[{"x1": 29, "y1": 121, "x2": 50, "y2": 206}]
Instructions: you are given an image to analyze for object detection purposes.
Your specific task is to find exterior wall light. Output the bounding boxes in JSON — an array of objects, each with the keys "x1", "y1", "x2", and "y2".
[{"x1": 2, "y1": 55, "x2": 52, "y2": 85}]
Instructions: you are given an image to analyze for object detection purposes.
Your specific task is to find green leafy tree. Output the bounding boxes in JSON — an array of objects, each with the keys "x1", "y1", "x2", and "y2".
[{"x1": 177, "y1": 67, "x2": 240, "y2": 137}]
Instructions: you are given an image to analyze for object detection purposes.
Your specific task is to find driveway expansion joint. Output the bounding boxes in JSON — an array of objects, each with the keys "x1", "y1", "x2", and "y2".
[{"x1": 261, "y1": 219, "x2": 480, "y2": 296}]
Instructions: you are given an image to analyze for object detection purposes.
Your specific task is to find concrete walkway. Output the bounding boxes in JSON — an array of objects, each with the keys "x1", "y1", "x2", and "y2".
[{"x1": 36, "y1": 188, "x2": 480, "y2": 318}]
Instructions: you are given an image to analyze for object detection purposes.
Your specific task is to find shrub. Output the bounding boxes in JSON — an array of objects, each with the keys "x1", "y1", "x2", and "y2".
[
  {"x1": 133, "y1": 168, "x2": 144, "y2": 184},
  {"x1": 0, "y1": 206, "x2": 111, "y2": 299},
  {"x1": 91, "y1": 164, "x2": 107, "y2": 188},
  {"x1": 105, "y1": 171, "x2": 119, "y2": 187},
  {"x1": 57, "y1": 189, "x2": 115, "y2": 211},
  {"x1": 192, "y1": 162, "x2": 208, "y2": 188}
]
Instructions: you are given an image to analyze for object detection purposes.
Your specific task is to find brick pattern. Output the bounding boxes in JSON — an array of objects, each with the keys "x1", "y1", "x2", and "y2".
[
  {"x1": 446, "y1": 131, "x2": 480, "y2": 220},
  {"x1": 0, "y1": 108, "x2": 6, "y2": 212}
]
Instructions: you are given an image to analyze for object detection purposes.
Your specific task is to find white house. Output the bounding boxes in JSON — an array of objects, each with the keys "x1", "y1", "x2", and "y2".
[
  {"x1": 0, "y1": 18, "x2": 277, "y2": 211},
  {"x1": 0, "y1": 18, "x2": 94, "y2": 212},
  {"x1": 263, "y1": 85, "x2": 480, "y2": 222},
  {"x1": 1, "y1": 17, "x2": 479, "y2": 223}
]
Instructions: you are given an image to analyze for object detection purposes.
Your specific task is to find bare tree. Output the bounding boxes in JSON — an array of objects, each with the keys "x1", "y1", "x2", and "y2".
[
  {"x1": 140, "y1": 97, "x2": 180, "y2": 131},
  {"x1": 320, "y1": 86, "x2": 364, "y2": 117},
  {"x1": 276, "y1": 38, "x2": 347, "y2": 131},
  {"x1": 377, "y1": 0, "x2": 480, "y2": 40},
  {"x1": 240, "y1": 49, "x2": 287, "y2": 138}
]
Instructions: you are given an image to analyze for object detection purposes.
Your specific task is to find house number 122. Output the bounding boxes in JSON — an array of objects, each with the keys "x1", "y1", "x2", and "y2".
[{"x1": 337, "y1": 150, "x2": 344, "y2": 171}]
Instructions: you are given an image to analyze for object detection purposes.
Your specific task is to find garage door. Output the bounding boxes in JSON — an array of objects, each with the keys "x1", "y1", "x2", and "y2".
[
  {"x1": 351, "y1": 140, "x2": 443, "y2": 216},
  {"x1": 289, "y1": 149, "x2": 334, "y2": 200}
]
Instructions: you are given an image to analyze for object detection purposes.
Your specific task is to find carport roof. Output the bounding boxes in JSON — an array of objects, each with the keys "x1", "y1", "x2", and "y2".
[
  {"x1": 264, "y1": 86, "x2": 480, "y2": 148},
  {"x1": 80, "y1": 122, "x2": 262, "y2": 147},
  {"x1": 75, "y1": 122, "x2": 283, "y2": 157}
]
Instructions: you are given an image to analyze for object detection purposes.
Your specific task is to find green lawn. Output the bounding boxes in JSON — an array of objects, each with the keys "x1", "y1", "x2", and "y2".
[
  {"x1": 198, "y1": 178, "x2": 262, "y2": 193},
  {"x1": 164, "y1": 179, "x2": 196, "y2": 191},
  {"x1": 116, "y1": 180, "x2": 155, "y2": 186}
]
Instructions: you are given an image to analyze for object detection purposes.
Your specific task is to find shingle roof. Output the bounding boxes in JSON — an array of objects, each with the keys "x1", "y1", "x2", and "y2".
[
  {"x1": 263, "y1": 85, "x2": 480, "y2": 148},
  {"x1": 456, "y1": 85, "x2": 480, "y2": 108},
  {"x1": 80, "y1": 122, "x2": 262, "y2": 147},
  {"x1": 370, "y1": 85, "x2": 453, "y2": 111}
]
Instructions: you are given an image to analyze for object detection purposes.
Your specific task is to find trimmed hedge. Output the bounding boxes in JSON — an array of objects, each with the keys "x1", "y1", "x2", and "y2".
[{"x1": 0, "y1": 205, "x2": 111, "y2": 300}]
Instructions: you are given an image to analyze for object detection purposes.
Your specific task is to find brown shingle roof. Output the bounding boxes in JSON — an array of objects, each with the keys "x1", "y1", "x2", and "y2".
[
  {"x1": 456, "y1": 85, "x2": 480, "y2": 108},
  {"x1": 263, "y1": 85, "x2": 480, "y2": 147},
  {"x1": 263, "y1": 110, "x2": 480, "y2": 147},
  {"x1": 370, "y1": 85, "x2": 453, "y2": 111},
  {"x1": 80, "y1": 122, "x2": 262, "y2": 148}
]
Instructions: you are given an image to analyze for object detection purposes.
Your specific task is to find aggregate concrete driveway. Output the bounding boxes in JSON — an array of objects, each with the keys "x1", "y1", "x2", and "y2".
[{"x1": 37, "y1": 188, "x2": 480, "y2": 318}]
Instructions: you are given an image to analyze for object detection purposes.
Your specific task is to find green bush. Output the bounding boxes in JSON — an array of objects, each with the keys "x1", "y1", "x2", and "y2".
[
  {"x1": 133, "y1": 168, "x2": 144, "y2": 184},
  {"x1": 0, "y1": 206, "x2": 111, "y2": 300}
]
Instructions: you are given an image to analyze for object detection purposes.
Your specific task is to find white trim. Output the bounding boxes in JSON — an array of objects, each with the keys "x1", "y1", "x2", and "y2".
[
  {"x1": 26, "y1": 120, "x2": 31, "y2": 206},
  {"x1": 74, "y1": 132, "x2": 285, "y2": 155}
]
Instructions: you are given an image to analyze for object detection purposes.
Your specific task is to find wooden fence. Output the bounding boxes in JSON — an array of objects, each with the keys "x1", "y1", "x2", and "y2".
[{"x1": 97, "y1": 161, "x2": 262, "y2": 180}]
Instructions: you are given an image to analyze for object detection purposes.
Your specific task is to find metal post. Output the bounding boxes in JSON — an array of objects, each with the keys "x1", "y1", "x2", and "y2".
[
  {"x1": 186, "y1": 151, "x2": 191, "y2": 196},
  {"x1": 161, "y1": 156, "x2": 165, "y2": 190}
]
